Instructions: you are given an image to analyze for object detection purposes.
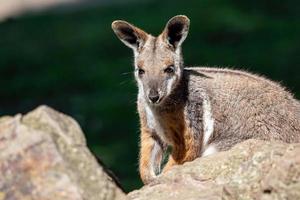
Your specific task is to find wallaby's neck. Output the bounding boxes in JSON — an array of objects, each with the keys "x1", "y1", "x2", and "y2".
[
  {"x1": 152, "y1": 72, "x2": 188, "y2": 114},
  {"x1": 150, "y1": 73, "x2": 189, "y2": 149}
]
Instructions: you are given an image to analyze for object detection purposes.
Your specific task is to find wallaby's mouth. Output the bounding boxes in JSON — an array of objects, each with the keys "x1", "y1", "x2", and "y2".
[
  {"x1": 147, "y1": 89, "x2": 165, "y2": 105},
  {"x1": 148, "y1": 95, "x2": 164, "y2": 106}
]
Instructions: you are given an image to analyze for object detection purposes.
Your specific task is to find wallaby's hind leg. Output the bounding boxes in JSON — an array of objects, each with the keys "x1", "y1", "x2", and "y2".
[
  {"x1": 202, "y1": 137, "x2": 246, "y2": 157},
  {"x1": 202, "y1": 144, "x2": 218, "y2": 157}
]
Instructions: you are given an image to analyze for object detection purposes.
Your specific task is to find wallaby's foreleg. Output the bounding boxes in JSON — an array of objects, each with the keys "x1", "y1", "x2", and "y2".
[
  {"x1": 139, "y1": 128, "x2": 164, "y2": 184},
  {"x1": 162, "y1": 107, "x2": 205, "y2": 173},
  {"x1": 162, "y1": 136, "x2": 202, "y2": 173},
  {"x1": 162, "y1": 155, "x2": 176, "y2": 173}
]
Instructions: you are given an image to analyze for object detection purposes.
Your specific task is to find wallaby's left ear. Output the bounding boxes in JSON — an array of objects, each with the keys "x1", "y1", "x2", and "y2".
[{"x1": 162, "y1": 15, "x2": 190, "y2": 49}]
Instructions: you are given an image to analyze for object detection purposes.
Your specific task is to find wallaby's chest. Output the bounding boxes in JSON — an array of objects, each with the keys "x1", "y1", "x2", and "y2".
[{"x1": 144, "y1": 104, "x2": 187, "y2": 146}]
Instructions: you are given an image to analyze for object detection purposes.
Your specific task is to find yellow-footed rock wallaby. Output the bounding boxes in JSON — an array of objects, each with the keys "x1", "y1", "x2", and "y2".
[{"x1": 112, "y1": 15, "x2": 300, "y2": 184}]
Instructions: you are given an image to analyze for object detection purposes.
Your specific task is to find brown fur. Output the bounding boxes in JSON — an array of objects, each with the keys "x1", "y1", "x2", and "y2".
[{"x1": 112, "y1": 15, "x2": 300, "y2": 184}]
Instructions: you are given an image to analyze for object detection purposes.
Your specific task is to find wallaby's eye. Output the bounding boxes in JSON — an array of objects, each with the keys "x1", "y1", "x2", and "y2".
[
  {"x1": 164, "y1": 65, "x2": 175, "y2": 74},
  {"x1": 138, "y1": 68, "x2": 145, "y2": 76}
]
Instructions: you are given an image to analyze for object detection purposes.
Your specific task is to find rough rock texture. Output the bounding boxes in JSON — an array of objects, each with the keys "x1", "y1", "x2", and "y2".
[
  {"x1": 129, "y1": 139, "x2": 300, "y2": 200},
  {"x1": 1, "y1": 106, "x2": 299, "y2": 200},
  {"x1": 0, "y1": 105, "x2": 126, "y2": 200}
]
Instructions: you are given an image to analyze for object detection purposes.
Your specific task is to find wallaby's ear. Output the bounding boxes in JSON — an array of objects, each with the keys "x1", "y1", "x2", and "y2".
[
  {"x1": 112, "y1": 20, "x2": 148, "y2": 51},
  {"x1": 162, "y1": 15, "x2": 190, "y2": 49}
]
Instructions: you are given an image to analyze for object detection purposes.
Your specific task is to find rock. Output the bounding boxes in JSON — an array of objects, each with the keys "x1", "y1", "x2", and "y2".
[
  {"x1": 128, "y1": 139, "x2": 300, "y2": 200},
  {"x1": 0, "y1": 105, "x2": 126, "y2": 200},
  {"x1": 1, "y1": 106, "x2": 299, "y2": 200}
]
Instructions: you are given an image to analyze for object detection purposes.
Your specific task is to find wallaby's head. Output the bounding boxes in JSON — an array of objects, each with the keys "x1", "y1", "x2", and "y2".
[{"x1": 112, "y1": 15, "x2": 190, "y2": 105}]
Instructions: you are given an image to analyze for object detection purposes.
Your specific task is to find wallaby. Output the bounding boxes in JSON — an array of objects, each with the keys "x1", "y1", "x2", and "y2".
[{"x1": 111, "y1": 15, "x2": 300, "y2": 184}]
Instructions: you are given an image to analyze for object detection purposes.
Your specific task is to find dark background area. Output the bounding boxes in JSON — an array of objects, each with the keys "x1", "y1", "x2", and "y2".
[{"x1": 0, "y1": 0, "x2": 299, "y2": 192}]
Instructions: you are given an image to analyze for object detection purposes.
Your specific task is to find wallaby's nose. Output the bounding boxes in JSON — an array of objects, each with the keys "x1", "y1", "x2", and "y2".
[{"x1": 148, "y1": 89, "x2": 160, "y2": 103}]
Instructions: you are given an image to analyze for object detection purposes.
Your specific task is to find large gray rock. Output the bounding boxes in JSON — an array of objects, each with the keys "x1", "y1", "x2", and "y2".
[
  {"x1": 129, "y1": 139, "x2": 300, "y2": 200},
  {"x1": 1, "y1": 105, "x2": 299, "y2": 200},
  {"x1": 0, "y1": 105, "x2": 126, "y2": 200}
]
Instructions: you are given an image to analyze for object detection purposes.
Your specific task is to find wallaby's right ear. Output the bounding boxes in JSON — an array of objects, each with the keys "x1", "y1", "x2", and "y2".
[{"x1": 112, "y1": 20, "x2": 148, "y2": 51}]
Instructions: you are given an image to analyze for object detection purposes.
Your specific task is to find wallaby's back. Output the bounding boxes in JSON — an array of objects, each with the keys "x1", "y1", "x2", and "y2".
[{"x1": 185, "y1": 67, "x2": 300, "y2": 151}]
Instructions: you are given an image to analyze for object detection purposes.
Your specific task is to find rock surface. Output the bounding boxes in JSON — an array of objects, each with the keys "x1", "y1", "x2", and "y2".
[
  {"x1": 0, "y1": 105, "x2": 126, "y2": 200},
  {"x1": 1, "y1": 106, "x2": 299, "y2": 200},
  {"x1": 129, "y1": 139, "x2": 300, "y2": 200}
]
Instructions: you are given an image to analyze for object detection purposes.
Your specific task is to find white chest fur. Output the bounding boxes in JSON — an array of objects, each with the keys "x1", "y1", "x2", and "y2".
[
  {"x1": 144, "y1": 105, "x2": 168, "y2": 143},
  {"x1": 202, "y1": 95, "x2": 214, "y2": 148}
]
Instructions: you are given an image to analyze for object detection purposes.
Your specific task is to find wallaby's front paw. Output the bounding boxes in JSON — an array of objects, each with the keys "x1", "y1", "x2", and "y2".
[
  {"x1": 141, "y1": 173, "x2": 157, "y2": 185},
  {"x1": 162, "y1": 157, "x2": 177, "y2": 173}
]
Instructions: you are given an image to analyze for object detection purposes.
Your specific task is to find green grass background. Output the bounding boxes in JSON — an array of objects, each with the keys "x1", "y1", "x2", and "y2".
[{"x1": 0, "y1": 0, "x2": 299, "y2": 192}]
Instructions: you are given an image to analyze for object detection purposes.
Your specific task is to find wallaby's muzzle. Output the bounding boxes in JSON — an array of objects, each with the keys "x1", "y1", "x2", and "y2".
[{"x1": 148, "y1": 89, "x2": 160, "y2": 104}]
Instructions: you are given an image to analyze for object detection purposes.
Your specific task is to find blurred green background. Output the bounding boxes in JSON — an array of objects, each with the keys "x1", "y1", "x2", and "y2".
[{"x1": 0, "y1": 0, "x2": 299, "y2": 192}]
